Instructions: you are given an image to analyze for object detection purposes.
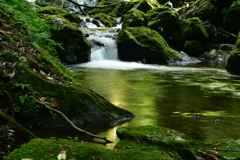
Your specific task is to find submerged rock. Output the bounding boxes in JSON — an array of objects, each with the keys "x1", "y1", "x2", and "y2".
[{"x1": 117, "y1": 26, "x2": 190, "y2": 64}]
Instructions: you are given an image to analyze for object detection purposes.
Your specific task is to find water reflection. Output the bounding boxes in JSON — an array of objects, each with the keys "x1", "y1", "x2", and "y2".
[{"x1": 69, "y1": 60, "x2": 240, "y2": 149}]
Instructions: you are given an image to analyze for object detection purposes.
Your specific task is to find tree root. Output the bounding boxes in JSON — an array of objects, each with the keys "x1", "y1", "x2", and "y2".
[{"x1": 31, "y1": 96, "x2": 113, "y2": 143}]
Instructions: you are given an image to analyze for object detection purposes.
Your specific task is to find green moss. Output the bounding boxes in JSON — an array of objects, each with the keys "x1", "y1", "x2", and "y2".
[
  {"x1": 42, "y1": 15, "x2": 91, "y2": 64},
  {"x1": 117, "y1": 26, "x2": 184, "y2": 64},
  {"x1": 135, "y1": 0, "x2": 161, "y2": 13},
  {"x1": 93, "y1": 13, "x2": 115, "y2": 27},
  {"x1": 122, "y1": 8, "x2": 148, "y2": 29},
  {"x1": 37, "y1": 6, "x2": 82, "y2": 24},
  {"x1": 174, "y1": 17, "x2": 209, "y2": 50},
  {"x1": 5, "y1": 137, "x2": 176, "y2": 160},
  {"x1": 219, "y1": 44, "x2": 233, "y2": 51},
  {"x1": 89, "y1": 0, "x2": 123, "y2": 15},
  {"x1": 147, "y1": 7, "x2": 179, "y2": 38},
  {"x1": 204, "y1": 49, "x2": 218, "y2": 60},
  {"x1": 116, "y1": 125, "x2": 197, "y2": 159},
  {"x1": 109, "y1": 0, "x2": 139, "y2": 17}
]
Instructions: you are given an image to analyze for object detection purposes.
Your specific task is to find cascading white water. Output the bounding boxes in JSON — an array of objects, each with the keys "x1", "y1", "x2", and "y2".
[{"x1": 87, "y1": 35, "x2": 118, "y2": 61}]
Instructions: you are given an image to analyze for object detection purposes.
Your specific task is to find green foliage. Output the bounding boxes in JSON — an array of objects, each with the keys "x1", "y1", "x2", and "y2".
[{"x1": 0, "y1": 0, "x2": 61, "y2": 55}]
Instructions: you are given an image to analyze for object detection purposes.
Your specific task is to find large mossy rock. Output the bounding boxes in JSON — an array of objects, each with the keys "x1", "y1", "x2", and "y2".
[
  {"x1": 226, "y1": 32, "x2": 240, "y2": 74},
  {"x1": 122, "y1": 8, "x2": 148, "y2": 29},
  {"x1": 223, "y1": 1, "x2": 240, "y2": 35},
  {"x1": 175, "y1": 17, "x2": 209, "y2": 50},
  {"x1": 117, "y1": 26, "x2": 187, "y2": 64},
  {"x1": 135, "y1": 0, "x2": 161, "y2": 13},
  {"x1": 147, "y1": 7, "x2": 179, "y2": 39},
  {"x1": 0, "y1": 50, "x2": 134, "y2": 128},
  {"x1": 89, "y1": 0, "x2": 122, "y2": 15},
  {"x1": 116, "y1": 125, "x2": 198, "y2": 160},
  {"x1": 5, "y1": 137, "x2": 177, "y2": 159},
  {"x1": 93, "y1": 13, "x2": 116, "y2": 27},
  {"x1": 37, "y1": 6, "x2": 82, "y2": 24},
  {"x1": 195, "y1": 1, "x2": 223, "y2": 26},
  {"x1": 109, "y1": 0, "x2": 139, "y2": 17},
  {"x1": 37, "y1": 6, "x2": 91, "y2": 64}
]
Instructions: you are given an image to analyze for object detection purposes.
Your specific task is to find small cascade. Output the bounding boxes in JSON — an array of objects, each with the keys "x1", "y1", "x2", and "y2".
[
  {"x1": 80, "y1": 17, "x2": 106, "y2": 28},
  {"x1": 86, "y1": 32, "x2": 118, "y2": 61}
]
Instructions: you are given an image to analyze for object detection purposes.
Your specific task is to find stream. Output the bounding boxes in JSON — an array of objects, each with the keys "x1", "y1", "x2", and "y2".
[
  {"x1": 24, "y1": 0, "x2": 240, "y2": 148},
  {"x1": 67, "y1": 31, "x2": 240, "y2": 149}
]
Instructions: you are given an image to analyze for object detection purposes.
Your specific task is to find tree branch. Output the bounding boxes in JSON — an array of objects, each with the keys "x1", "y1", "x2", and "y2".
[
  {"x1": 31, "y1": 96, "x2": 113, "y2": 143},
  {"x1": 202, "y1": 148, "x2": 240, "y2": 152}
]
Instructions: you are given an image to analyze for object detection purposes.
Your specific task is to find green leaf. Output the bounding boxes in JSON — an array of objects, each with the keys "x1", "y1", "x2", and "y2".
[{"x1": 19, "y1": 96, "x2": 25, "y2": 104}]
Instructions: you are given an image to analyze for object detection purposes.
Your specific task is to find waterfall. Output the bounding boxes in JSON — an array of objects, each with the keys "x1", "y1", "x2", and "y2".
[{"x1": 87, "y1": 35, "x2": 118, "y2": 61}]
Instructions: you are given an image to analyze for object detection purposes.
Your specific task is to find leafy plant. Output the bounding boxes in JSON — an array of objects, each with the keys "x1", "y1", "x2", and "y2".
[{"x1": 0, "y1": 0, "x2": 62, "y2": 55}]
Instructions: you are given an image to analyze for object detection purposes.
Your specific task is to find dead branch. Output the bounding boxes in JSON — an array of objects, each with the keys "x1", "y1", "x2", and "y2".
[
  {"x1": 31, "y1": 96, "x2": 113, "y2": 143},
  {"x1": 202, "y1": 148, "x2": 240, "y2": 152}
]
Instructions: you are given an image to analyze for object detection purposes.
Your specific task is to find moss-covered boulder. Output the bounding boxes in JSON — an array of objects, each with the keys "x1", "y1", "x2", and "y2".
[
  {"x1": 89, "y1": 0, "x2": 123, "y2": 15},
  {"x1": 135, "y1": 0, "x2": 162, "y2": 13},
  {"x1": 37, "y1": 6, "x2": 90, "y2": 64},
  {"x1": 109, "y1": 0, "x2": 139, "y2": 17},
  {"x1": 122, "y1": 8, "x2": 148, "y2": 29},
  {"x1": 226, "y1": 32, "x2": 240, "y2": 74},
  {"x1": 195, "y1": 1, "x2": 223, "y2": 26},
  {"x1": 6, "y1": 126, "x2": 240, "y2": 160},
  {"x1": 175, "y1": 17, "x2": 209, "y2": 50},
  {"x1": 37, "y1": 6, "x2": 82, "y2": 24},
  {"x1": 93, "y1": 13, "x2": 116, "y2": 27},
  {"x1": 219, "y1": 44, "x2": 234, "y2": 51},
  {"x1": 147, "y1": 7, "x2": 179, "y2": 39},
  {"x1": 117, "y1": 26, "x2": 189, "y2": 64},
  {"x1": 223, "y1": 1, "x2": 240, "y2": 35},
  {"x1": 42, "y1": 15, "x2": 91, "y2": 64},
  {"x1": 4, "y1": 136, "x2": 175, "y2": 160},
  {"x1": 0, "y1": 51, "x2": 135, "y2": 128},
  {"x1": 204, "y1": 21, "x2": 236, "y2": 45},
  {"x1": 183, "y1": 40, "x2": 204, "y2": 56},
  {"x1": 116, "y1": 125, "x2": 198, "y2": 160}
]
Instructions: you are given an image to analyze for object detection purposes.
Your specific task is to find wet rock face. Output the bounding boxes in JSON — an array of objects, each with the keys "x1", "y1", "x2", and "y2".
[{"x1": 117, "y1": 26, "x2": 185, "y2": 64}]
